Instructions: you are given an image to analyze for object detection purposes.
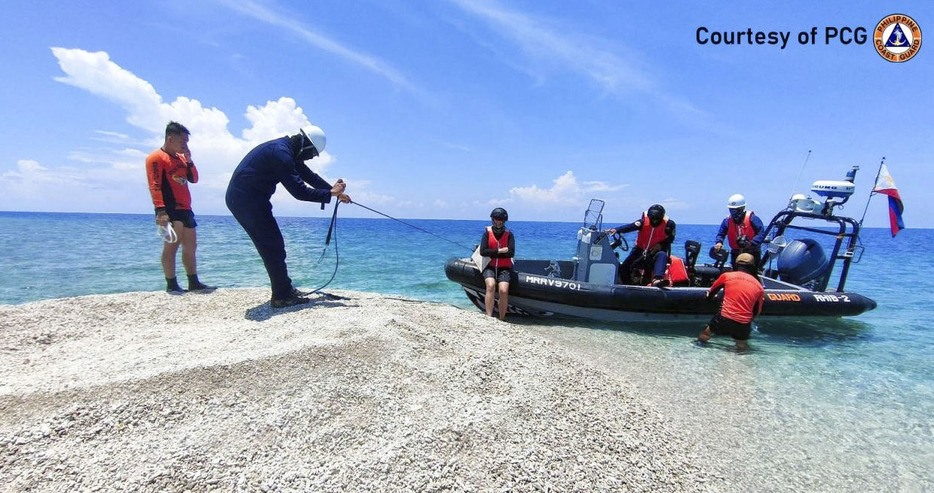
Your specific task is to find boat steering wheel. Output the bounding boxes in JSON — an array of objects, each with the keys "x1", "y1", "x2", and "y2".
[{"x1": 609, "y1": 232, "x2": 630, "y2": 252}]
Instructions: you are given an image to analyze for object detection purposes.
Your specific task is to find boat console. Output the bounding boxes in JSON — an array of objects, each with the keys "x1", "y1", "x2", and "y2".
[{"x1": 571, "y1": 199, "x2": 620, "y2": 285}]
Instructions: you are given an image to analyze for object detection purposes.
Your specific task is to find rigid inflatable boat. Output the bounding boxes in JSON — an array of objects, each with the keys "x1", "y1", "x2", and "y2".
[{"x1": 445, "y1": 167, "x2": 877, "y2": 322}]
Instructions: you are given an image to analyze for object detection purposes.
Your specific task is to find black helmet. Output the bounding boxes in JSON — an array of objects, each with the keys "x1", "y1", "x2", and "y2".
[
  {"x1": 490, "y1": 207, "x2": 508, "y2": 221},
  {"x1": 647, "y1": 204, "x2": 665, "y2": 224}
]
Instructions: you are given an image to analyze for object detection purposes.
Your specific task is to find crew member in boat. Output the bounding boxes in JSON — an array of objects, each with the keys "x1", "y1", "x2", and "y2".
[
  {"x1": 606, "y1": 204, "x2": 676, "y2": 287},
  {"x1": 697, "y1": 253, "x2": 764, "y2": 350},
  {"x1": 713, "y1": 194, "x2": 765, "y2": 270},
  {"x1": 479, "y1": 208, "x2": 515, "y2": 321}
]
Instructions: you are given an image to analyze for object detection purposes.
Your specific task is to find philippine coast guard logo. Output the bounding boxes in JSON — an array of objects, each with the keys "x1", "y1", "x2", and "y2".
[{"x1": 874, "y1": 14, "x2": 922, "y2": 62}]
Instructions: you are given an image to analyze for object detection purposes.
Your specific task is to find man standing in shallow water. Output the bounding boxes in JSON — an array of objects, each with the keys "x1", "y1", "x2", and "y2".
[
  {"x1": 698, "y1": 253, "x2": 764, "y2": 350},
  {"x1": 145, "y1": 121, "x2": 213, "y2": 294}
]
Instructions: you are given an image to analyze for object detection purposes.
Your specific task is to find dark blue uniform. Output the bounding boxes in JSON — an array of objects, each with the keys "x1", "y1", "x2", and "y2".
[{"x1": 226, "y1": 137, "x2": 333, "y2": 300}]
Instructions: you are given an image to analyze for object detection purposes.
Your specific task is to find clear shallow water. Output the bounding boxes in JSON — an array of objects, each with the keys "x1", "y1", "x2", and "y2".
[{"x1": 1, "y1": 211, "x2": 931, "y2": 489}]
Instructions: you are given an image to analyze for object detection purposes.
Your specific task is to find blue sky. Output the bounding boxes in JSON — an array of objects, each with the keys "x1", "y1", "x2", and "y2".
[{"x1": 1, "y1": 0, "x2": 930, "y2": 227}]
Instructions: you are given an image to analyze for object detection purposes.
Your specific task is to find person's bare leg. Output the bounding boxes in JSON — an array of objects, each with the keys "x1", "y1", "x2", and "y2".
[
  {"x1": 484, "y1": 277, "x2": 496, "y2": 317},
  {"x1": 698, "y1": 326, "x2": 712, "y2": 343},
  {"x1": 497, "y1": 281, "x2": 509, "y2": 320}
]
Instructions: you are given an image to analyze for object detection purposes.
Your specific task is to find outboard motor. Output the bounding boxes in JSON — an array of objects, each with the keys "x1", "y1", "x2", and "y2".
[
  {"x1": 684, "y1": 240, "x2": 722, "y2": 286},
  {"x1": 776, "y1": 238, "x2": 829, "y2": 285},
  {"x1": 683, "y1": 240, "x2": 701, "y2": 269}
]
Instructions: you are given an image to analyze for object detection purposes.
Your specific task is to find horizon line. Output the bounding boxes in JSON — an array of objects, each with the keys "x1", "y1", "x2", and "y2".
[{"x1": 0, "y1": 210, "x2": 922, "y2": 229}]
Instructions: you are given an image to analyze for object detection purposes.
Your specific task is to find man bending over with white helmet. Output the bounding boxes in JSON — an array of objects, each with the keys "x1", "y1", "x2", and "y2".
[{"x1": 226, "y1": 125, "x2": 351, "y2": 308}]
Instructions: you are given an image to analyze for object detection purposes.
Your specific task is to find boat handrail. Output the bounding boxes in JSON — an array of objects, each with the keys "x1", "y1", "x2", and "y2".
[{"x1": 760, "y1": 209, "x2": 862, "y2": 292}]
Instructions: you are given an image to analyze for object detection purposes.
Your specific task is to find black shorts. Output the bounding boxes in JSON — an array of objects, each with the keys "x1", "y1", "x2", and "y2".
[
  {"x1": 708, "y1": 313, "x2": 752, "y2": 340},
  {"x1": 167, "y1": 209, "x2": 197, "y2": 228},
  {"x1": 482, "y1": 267, "x2": 513, "y2": 284}
]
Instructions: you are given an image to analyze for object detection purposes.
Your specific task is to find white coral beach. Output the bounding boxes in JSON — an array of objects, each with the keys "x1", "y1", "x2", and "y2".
[{"x1": 1, "y1": 288, "x2": 715, "y2": 491}]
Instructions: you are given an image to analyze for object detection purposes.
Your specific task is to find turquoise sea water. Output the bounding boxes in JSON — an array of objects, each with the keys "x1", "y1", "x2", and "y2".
[{"x1": 1, "y1": 211, "x2": 931, "y2": 489}]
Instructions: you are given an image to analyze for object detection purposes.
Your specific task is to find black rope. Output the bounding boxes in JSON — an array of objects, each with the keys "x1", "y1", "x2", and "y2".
[
  {"x1": 309, "y1": 201, "x2": 341, "y2": 295},
  {"x1": 351, "y1": 201, "x2": 473, "y2": 251},
  {"x1": 307, "y1": 199, "x2": 475, "y2": 298}
]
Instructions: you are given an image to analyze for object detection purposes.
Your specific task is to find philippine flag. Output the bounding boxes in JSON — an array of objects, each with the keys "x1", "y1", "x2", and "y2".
[{"x1": 873, "y1": 164, "x2": 905, "y2": 237}]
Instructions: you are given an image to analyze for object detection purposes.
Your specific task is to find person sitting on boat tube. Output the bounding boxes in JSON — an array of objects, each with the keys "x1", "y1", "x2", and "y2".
[
  {"x1": 713, "y1": 194, "x2": 766, "y2": 270},
  {"x1": 697, "y1": 253, "x2": 764, "y2": 351},
  {"x1": 479, "y1": 208, "x2": 515, "y2": 321},
  {"x1": 606, "y1": 204, "x2": 676, "y2": 287}
]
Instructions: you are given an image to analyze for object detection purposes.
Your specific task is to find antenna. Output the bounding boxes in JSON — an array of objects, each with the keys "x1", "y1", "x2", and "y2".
[{"x1": 790, "y1": 150, "x2": 812, "y2": 195}]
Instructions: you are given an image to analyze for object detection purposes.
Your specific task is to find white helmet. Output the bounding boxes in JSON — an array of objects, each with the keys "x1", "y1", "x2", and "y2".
[
  {"x1": 299, "y1": 125, "x2": 327, "y2": 157},
  {"x1": 727, "y1": 193, "x2": 746, "y2": 209}
]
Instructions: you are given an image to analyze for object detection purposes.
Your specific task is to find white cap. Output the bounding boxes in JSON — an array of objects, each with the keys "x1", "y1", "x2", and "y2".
[{"x1": 727, "y1": 193, "x2": 746, "y2": 209}]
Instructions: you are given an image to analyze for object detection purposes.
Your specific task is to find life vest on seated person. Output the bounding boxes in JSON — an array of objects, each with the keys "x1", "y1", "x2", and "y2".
[
  {"x1": 664, "y1": 256, "x2": 690, "y2": 286},
  {"x1": 486, "y1": 226, "x2": 513, "y2": 269},
  {"x1": 635, "y1": 211, "x2": 669, "y2": 251}
]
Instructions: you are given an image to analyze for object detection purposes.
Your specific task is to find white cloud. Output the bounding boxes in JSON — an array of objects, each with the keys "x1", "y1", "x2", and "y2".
[
  {"x1": 242, "y1": 98, "x2": 309, "y2": 142},
  {"x1": 581, "y1": 180, "x2": 626, "y2": 193},
  {"x1": 52, "y1": 48, "x2": 161, "y2": 127},
  {"x1": 14, "y1": 160, "x2": 46, "y2": 173},
  {"x1": 216, "y1": 0, "x2": 416, "y2": 92},
  {"x1": 49, "y1": 47, "x2": 331, "y2": 158},
  {"x1": 447, "y1": 0, "x2": 650, "y2": 95},
  {"x1": 446, "y1": 0, "x2": 702, "y2": 116},
  {"x1": 67, "y1": 147, "x2": 145, "y2": 171},
  {"x1": 0, "y1": 48, "x2": 344, "y2": 215},
  {"x1": 348, "y1": 191, "x2": 396, "y2": 210},
  {"x1": 508, "y1": 171, "x2": 624, "y2": 207},
  {"x1": 2, "y1": 160, "x2": 74, "y2": 189},
  {"x1": 91, "y1": 130, "x2": 132, "y2": 143},
  {"x1": 0, "y1": 159, "x2": 142, "y2": 213},
  {"x1": 487, "y1": 198, "x2": 512, "y2": 206}
]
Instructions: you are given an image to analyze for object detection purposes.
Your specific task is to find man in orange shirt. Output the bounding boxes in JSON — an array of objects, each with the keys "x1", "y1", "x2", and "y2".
[
  {"x1": 146, "y1": 121, "x2": 213, "y2": 294},
  {"x1": 698, "y1": 253, "x2": 764, "y2": 350}
]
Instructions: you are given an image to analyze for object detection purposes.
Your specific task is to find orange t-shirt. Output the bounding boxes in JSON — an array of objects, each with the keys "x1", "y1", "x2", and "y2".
[
  {"x1": 709, "y1": 271, "x2": 764, "y2": 324},
  {"x1": 146, "y1": 149, "x2": 198, "y2": 211}
]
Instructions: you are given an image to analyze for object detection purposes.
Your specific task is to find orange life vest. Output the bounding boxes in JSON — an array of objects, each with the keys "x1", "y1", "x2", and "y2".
[
  {"x1": 486, "y1": 227, "x2": 513, "y2": 269},
  {"x1": 665, "y1": 256, "x2": 689, "y2": 286},
  {"x1": 727, "y1": 211, "x2": 756, "y2": 250},
  {"x1": 635, "y1": 212, "x2": 668, "y2": 250}
]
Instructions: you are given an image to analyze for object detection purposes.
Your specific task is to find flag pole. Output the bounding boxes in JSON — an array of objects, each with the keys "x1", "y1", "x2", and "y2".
[{"x1": 858, "y1": 157, "x2": 885, "y2": 227}]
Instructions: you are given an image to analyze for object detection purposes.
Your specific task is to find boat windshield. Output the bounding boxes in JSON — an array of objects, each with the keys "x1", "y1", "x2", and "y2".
[{"x1": 583, "y1": 199, "x2": 605, "y2": 230}]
